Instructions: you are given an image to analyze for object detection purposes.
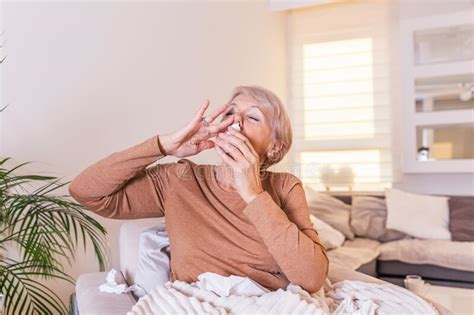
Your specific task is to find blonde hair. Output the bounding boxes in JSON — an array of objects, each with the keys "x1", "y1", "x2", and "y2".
[{"x1": 228, "y1": 86, "x2": 293, "y2": 171}]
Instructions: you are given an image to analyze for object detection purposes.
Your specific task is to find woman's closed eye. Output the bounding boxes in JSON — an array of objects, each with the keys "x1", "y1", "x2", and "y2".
[{"x1": 224, "y1": 111, "x2": 259, "y2": 121}]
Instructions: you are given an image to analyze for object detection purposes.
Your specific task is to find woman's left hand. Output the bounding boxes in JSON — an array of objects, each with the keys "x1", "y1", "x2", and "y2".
[{"x1": 213, "y1": 127, "x2": 264, "y2": 203}]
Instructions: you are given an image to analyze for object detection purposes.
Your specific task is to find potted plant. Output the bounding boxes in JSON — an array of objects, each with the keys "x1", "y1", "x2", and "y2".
[{"x1": 0, "y1": 158, "x2": 108, "y2": 315}]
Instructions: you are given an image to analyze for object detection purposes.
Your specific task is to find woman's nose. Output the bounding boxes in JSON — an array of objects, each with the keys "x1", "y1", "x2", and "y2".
[{"x1": 233, "y1": 115, "x2": 243, "y2": 129}]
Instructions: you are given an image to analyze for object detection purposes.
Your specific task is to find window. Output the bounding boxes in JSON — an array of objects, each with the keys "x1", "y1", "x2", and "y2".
[{"x1": 288, "y1": 15, "x2": 393, "y2": 192}]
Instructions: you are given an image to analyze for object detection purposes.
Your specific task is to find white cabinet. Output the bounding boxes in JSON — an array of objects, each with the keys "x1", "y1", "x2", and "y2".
[{"x1": 400, "y1": 9, "x2": 474, "y2": 173}]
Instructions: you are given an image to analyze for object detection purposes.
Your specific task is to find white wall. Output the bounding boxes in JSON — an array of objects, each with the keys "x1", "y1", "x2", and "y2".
[{"x1": 1, "y1": 1, "x2": 286, "y2": 307}]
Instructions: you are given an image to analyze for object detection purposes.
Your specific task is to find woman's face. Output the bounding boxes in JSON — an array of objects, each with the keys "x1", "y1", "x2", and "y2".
[{"x1": 220, "y1": 94, "x2": 274, "y2": 163}]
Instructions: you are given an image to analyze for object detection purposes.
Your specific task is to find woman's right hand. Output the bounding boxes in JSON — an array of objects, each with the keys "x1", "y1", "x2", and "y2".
[{"x1": 159, "y1": 100, "x2": 234, "y2": 158}]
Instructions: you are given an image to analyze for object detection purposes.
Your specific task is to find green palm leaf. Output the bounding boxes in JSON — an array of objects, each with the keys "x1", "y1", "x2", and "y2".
[
  {"x1": 0, "y1": 258, "x2": 73, "y2": 315},
  {"x1": 0, "y1": 159, "x2": 109, "y2": 314}
]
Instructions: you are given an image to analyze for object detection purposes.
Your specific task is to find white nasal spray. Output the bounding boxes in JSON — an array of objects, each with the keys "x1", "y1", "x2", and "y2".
[{"x1": 230, "y1": 122, "x2": 241, "y2": 132}]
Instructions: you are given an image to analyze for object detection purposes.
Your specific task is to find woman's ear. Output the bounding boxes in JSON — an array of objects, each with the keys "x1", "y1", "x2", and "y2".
[{"x1": 266, "y1": 141, "x2": 283, "y2": 161}]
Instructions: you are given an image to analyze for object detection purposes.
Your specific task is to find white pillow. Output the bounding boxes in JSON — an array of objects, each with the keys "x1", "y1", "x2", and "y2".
[
  {"x1": 134, "y1": 223, "x2": 171, "y2": 297},
  {"x1": 310, "y1": 214, "x2": 345, "y2": 250},
  {"x1": 385, "y1": 188, "x2": 451, "y2": 240}
]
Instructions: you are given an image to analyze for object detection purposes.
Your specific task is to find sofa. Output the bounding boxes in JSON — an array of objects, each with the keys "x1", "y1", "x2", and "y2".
[
  {"x1": 71, "y1": 219, "x2": 452, "y2": 315},
  {"x1": 316, "y1": 192, "x2": 474, "y2": 289}
]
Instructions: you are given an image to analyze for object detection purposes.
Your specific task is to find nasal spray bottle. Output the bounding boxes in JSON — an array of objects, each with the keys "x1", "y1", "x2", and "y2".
[{"x1": 228, "y1": 122, "x2": 241, "y2": 133}]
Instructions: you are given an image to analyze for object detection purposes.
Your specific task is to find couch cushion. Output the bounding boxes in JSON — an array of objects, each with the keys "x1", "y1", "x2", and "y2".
[
  {"x1": 351, "y1": 196, "x2": 409, "y2": 242},
  {"x1": 378, "y1": 239, "x2": 474, "y2": 272},
  {"x1": 449, "y1": 196, "x2": 474, "y2": 241},
  {"x1": 306, "y1": 190, "x2": 355, "y2": 239},
  {"x1": 343, "y1": 237, "x2": 381, "y2": 251},
  {"x1": 327, "y1": 237, "x2": 380, "y2": 271},
  {"x1": 76, "y1": 272, "x2": 136, "y2": 315}
]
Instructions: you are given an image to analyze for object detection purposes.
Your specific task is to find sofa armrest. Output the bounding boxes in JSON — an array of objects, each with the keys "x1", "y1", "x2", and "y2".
[
  {"x1": 76, "y1": 272, "x2": 136, "y2": 315},
  {"x1": 329, "y1": 264, "x2": 385, "y2": 284}
]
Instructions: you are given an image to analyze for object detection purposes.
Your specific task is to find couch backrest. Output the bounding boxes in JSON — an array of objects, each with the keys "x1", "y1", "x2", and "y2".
[
  {"x1": 329, "y1": 193, "x2": 472, "y2": 206},
  {"x1": 330, "y1": 194, "x2": 384, "y2": 205},
  {"x1": 118, "y1": 194, "x2": 472, "y2": 284}
]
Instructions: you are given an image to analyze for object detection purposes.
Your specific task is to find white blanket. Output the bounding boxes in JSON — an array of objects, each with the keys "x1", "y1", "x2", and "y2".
[{"x1": 127, "y1": 272, "x2": 438, "y2": 315}]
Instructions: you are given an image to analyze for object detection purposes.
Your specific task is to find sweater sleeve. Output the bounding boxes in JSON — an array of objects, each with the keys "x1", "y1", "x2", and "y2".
[
  {"x1": 68, "y1": 135, "x2": 177, "y2": 219},
  {"x1": 242, "y1": 177, "x2": 329, "y2": 293}
]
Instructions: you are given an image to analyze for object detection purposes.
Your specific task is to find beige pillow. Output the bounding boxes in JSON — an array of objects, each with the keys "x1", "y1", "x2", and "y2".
[
  {"x1": 306, "y1": 190, "x2": 354, "y2": 239},
  {"x1": 351, "y1": 196, "x2": 408, "y2": 242}
]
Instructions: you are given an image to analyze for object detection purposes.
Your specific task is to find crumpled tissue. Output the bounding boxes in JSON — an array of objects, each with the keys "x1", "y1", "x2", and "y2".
[
  {"x1": 196, "y1": 272, "x2": 270, "y2": 297},
  {"x1": 99, "y1": 269, "x2": 144, "y2": 295}
]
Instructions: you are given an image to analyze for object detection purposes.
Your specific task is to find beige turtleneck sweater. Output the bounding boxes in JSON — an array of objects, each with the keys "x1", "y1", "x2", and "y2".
[{"x1": 69, "y1": 135, "x2": 329, "y2": 293}]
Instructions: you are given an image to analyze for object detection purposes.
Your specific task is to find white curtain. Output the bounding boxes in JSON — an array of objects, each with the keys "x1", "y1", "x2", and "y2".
[{"x1": 286, "y1": 1, "x2": 395, "y2": 192}]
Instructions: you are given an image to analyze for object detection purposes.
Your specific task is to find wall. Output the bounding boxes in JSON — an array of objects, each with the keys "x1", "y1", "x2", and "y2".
[{"x1": 1, "y1": 1, "x2": 286, "y2": 307}]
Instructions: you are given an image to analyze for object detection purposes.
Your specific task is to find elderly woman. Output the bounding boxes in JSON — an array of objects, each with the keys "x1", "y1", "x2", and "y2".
[{"x1": 69, "y1": 86, "x2": 329, "y2": 293}]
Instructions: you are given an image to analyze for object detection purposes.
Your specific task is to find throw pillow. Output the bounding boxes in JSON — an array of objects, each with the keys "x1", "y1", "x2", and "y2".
[
  {"x1": 449, "y1": 196, "x2": 474, "y2": 241},
  {"x1": 305, "y1": 188, "x2": 355, "y2": 239},
  {"x1": 385, "y1": 188, "x2": 451, "y2": 240},
  {"x1": 134, "y1": 223, "x2": 171, "y2": 296},
  {"x1": 351, "y1": 196, "x2": 408, "y2": 242},
  {"x1": 310, "y1": 214, "x2": 345, "y2": 250}
]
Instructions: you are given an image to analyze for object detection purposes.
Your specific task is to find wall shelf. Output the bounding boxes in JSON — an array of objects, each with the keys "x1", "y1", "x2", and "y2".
[
  {"x1": 414, "y1": 61, "x2": 474, "y2": 79},
  {"x1": 400, "y1": 9, "x2": 474, "y2": 173}
]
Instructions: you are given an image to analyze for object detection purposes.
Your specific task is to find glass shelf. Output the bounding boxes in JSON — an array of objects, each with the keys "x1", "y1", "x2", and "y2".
[
  {"x1": 416, "y1": 123, "x2": 474, "y2": 161},
  {"x1": 415, "y1": 74, "x2": 474, "y2": 112}
]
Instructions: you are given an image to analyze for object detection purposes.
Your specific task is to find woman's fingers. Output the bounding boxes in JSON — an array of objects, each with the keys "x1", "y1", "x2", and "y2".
[
  {"x1": 225, "y1": 128, "x2": 260, "y2": 160},
  {"x1": 215, "y1": 143, "x2": 238, "y2": 167},
  {"x1": 178, "y1": 100, "x2": 210, "y2": 138},
  {"x1": 208, "y1": 114, "x2": 234, "y2": 135},
  {"x1": 215, "y1": 133, "x2": 254, "y2": 162},
  {"x1": 183, "y1": 101, "x2": 234, "y2": 150},
  {"x1": 207, "y1": 103, "x2": 230, "y2": 124},
  {"x1": 191, "y1": 114, "x2": 233, "y2": 143},
  {"x1": 214, "y1": 136, "x2": 248, "y2": 165},
  {"x1": 196, "y1": 140, "x2": 215, "y2": 152},
  {"x1": 192, "y1": 100, "x2": 210, "y2": 125}
]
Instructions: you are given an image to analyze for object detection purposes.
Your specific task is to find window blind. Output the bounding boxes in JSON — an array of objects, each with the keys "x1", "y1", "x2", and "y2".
[{"x1": 287, "y1": 12, "x2": 393, "y2": 192}]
